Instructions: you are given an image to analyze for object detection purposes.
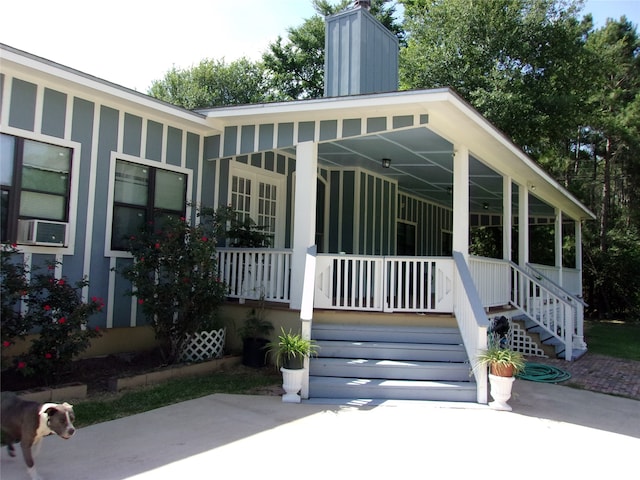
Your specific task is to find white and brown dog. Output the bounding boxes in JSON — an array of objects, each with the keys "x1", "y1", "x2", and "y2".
[{"x1": 1, "y1": 392, "x2": 76, "y2": 480}]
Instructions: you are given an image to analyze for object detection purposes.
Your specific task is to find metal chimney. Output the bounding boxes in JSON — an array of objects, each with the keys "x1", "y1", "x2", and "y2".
[
  {"x1": 353, "y1": 0, "x2": 371, "y2": 10},
  {"x1": 324, "y1": 6, "x2": 399, "y2": 97}
]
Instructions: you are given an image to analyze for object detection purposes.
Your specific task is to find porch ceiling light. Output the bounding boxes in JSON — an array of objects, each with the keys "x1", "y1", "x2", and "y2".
[
  {"x1": 381, "y1": 158, "x2": 392, "y2": 168},
  {"x1": 483, "y1": 202, "x2": 490, "y2": 210}
]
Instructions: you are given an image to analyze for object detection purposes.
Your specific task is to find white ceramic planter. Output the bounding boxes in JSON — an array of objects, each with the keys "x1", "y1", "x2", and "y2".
[
  {"x1": 488, "y1": 373, "x2": 515, "y2": 411},
  {"x1": 280, "y1": 367, "x2": 305, "y2": 403}
]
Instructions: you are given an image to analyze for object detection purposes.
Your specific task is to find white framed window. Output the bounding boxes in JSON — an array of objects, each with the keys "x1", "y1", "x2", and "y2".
[
  {"x1": 1, "y1": 131, "x2": 79, "y2": 249},
  {"x1": 229, "y1": 163, "x2": 284, "y2": 247},
  {"x1": 106, "y1": 154, "x2": 191, "y2": 254}
]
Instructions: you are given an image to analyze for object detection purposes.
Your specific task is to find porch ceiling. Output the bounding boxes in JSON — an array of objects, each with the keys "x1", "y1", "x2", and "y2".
[
  {"x1": 204, "y1": 89, "x2": 593, "y2": 221},
  {"x1": 314, "y1": 127, "x2": 554, "y2": 218}
]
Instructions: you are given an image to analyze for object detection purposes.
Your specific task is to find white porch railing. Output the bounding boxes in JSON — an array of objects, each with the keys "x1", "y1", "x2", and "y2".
[
  {"x1": 528, "y1": 263, "x2": 581, "y2": 297},
  {"x1": 452, "y1": 252, "x2": 489, "y2": 404},
  {"x1": 313, "y1": 254, "x2": 454, "y2": 313},
  {"x1": 469, "y1": 256, "x2": 577, "y2": 360},
  {"x1": 217, "y1": 248, "x2": 292, "y2": 303}
]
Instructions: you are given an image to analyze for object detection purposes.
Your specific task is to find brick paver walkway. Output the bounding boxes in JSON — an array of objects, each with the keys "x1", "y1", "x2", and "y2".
[{"x1": 524, "y1": 352, "x2": 640, "y2": 401}]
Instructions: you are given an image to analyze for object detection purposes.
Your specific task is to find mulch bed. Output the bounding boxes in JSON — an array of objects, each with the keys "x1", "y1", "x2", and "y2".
[{"x1": 1, "y1": 350, "x2": 167, "y2": 396}]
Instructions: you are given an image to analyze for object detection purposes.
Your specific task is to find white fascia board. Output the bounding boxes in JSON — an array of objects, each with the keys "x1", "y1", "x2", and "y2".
[
  {"x1": 1, "y1": 44, "x2": 217, "y2": 135},
  {"x1": 428, "y1": 91, "x2": 596, "y2": 222},
  {"x1": 199, "y1": 89, "x2": 446, "y2": 129}
]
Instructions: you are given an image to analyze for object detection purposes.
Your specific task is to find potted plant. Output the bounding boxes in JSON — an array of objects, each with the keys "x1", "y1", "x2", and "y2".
[
  {"x1": 475, "y1": 333, "x2": 526, "y2": 411},
  {"x1": 238, "y1": 295, "x2": 274, "y2": 368},
  {"x1": 267, "y1": 328, "x2": 318, "y2": 403},
  {"x1": 121, "y1": 206, "x2": 228, "y2": 364}
]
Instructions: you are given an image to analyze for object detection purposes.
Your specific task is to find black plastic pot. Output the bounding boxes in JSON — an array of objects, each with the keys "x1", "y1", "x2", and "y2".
[
  {"x1": 283, "y1": 355, "x2": 304, "y2": 370},
  {"x1": 242, "y1": 337, "x2": 269, "y2": 368}
]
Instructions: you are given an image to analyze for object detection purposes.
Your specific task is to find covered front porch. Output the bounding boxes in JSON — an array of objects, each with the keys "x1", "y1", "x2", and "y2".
[{"x1": 203, "y1": 88, "x2": 594, "y2": 404}]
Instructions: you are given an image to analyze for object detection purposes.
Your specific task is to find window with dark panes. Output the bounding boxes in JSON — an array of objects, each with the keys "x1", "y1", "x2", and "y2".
[
  {"x1": 111, "y1": 159, "x2": 187, "y2": 250},
  {"x1": 1, "y1": 133, "x2": 71, "y2": 243}
]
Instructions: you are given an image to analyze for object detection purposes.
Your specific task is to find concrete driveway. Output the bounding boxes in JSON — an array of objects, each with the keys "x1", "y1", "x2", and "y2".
[{"x1": 1, "y1": 380, "x2": 638, "y2": 480}]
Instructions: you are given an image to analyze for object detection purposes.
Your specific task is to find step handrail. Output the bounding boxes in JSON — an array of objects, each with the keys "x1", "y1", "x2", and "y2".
[
  {"x1": 452, "y1": 251, "x2": 489, "y2": 404},
  {"x1": 509, "y1": 261, "x2": 575, "y2": 360},
  {"x1": 525, "y1": 263, "x2": 588, "y2": 308}
]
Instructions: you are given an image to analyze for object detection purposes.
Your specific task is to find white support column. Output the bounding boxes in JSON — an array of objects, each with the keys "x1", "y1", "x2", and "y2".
[
  {"x1": 575, "y1": 219, "x2": 583, "y2": 290},
  {"x1": 452, "y1": 146, "x2": 469, "y2": 257},
  {"x1": 503, "y1": 176, "x2": 512, "y2": 261},
  {"x1": 290, "y1": 141, "x2": 318, "y2": 310},
  {"x1": 518, "y1": 184, "x2": 529, "y2": 266},
  {"x1": 574, "y1": 219, "x2": 586, "y2": 349},
  {"x1": 555, "y1": 208, "x2": 563, "y2": 286}
]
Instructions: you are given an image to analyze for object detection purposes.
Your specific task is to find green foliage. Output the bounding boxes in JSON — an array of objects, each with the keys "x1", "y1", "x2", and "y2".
[
  {"x1": 20, "y1": 267, "x2": 103, "y2": 379},
  {"x1": 148, "y1": 57, "x2": 269, "y2": 109},
  {"x1": 1, "y1": 244, "x2": 32, "y2": 346},
  {"x1": 1, "y1": 244, "x2": 103, "y2": 379},
  {"x1": 400, "y1": 0, "x2": 593, "y2": 152},
  {"x1": 215, "y1": 205, "x2": 273, "y2": 248},
  {"x1": 267, "y1": 327, "x2": 319, "y2": 369},
  {"x1": 237, "y1": 296, "x2": 274, "y2": 340},
  {"x1": 121, "y1": 207, "x2": 228, "y2": 363},
  {"x1": 474, "y1": 334, "x2": 526, "y2": 376}
]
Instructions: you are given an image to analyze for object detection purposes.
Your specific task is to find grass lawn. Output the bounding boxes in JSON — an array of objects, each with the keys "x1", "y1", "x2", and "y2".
[
  {"x1": 74, "y1": 368, "x2": 281, "y2": 428},
  {"x1": 584, "y1": 319, "x2": 640, "y2": 361}
]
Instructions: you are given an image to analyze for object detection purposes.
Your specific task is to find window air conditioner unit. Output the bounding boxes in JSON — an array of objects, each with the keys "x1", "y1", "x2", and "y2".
[{"x1": 17, "y1": 220, "x2": 69, "y2": 247}]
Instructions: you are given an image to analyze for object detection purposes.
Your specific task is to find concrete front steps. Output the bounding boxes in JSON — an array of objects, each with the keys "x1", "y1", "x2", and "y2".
[{"x1": 308, "y1": 322, "x2": 476, "y2": 403}]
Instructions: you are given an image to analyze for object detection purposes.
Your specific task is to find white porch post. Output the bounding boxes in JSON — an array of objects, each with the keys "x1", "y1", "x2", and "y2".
[
  {"x1": 555, "y1": 208, "x2": 563, "y2": 286},
  {"x1": 290, "y1": 141, "x2": 318, "y2": 310},
  {"x1": 574, "y1": 219, "x2": 586, "y2": 349},
  {"x1": 518, "y1": 184, "x2": 529, "y2": 266},
  {"x1": 452, "y1": 146, "x2": 470, "y2": 257},
  {"x1": 503, "y1": 176, "x2": 512, "y2": 261}
]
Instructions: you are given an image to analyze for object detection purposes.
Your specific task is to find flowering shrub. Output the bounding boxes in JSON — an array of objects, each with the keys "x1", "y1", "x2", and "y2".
[
  {"x1": 1, "y1": 244, "x2": 103, "y2": 380},
  {"x1": 1, "y1": 244, "x2": 32, "y2": 347},
  {"x1": 121, "y1": 207, "x2": 227, "y2": 363}
]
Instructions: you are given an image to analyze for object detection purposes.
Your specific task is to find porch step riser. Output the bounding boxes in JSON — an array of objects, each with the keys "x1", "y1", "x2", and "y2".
[
  {"x1": 316, "y1": 341, "x2": 468, "y2": 362},
  {"x1": 309, "y1": 377, "x2": 477, "y2": 402},
  {"x1": 516, "y1": 316, "x2": 566, "y2": 358},
  {"x1": 309, "y1": 322, "x2": 476, "y2": 403},
  {"x1": 310, "y1": 358, "x2": 471, "y2": 381},
  {"x1": 313, "y1": 324, "x2": 462, "y2": 344}
]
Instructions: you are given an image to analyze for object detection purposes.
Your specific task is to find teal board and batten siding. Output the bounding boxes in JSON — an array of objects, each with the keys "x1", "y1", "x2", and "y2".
[
  {"x1": 398, "y1": 192, "x2": 453, "y2": 256},
  {"x1": 1, "y1": 72, "x2": 207, "y2": 329}
]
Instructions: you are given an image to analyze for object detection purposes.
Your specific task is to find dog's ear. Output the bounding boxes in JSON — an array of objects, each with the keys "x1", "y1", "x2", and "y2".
[
  {"x1": 62, "y1": 402, "x2": 73, "y2": 409},
  {"x1": 45, "y1": 406, "x2": 58, "y2": 416}
]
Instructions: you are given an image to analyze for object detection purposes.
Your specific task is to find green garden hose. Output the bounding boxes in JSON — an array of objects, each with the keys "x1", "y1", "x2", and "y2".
[{"x1": 517, "y1": 362, "x2": 572, "y2": 383}]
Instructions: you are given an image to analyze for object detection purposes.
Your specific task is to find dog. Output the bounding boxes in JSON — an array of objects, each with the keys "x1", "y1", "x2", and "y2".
[{"x1": 1, "y1": 392, "x2": 76, "y2": 480}]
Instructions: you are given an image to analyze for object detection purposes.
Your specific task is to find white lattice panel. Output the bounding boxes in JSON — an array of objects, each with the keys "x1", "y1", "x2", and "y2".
[
  {"x1": 509, "y1": 321, "x2": 547, "y2": 358},
  {"x1": 180, "y1": 328, "x2": 226, "y2": 362}
]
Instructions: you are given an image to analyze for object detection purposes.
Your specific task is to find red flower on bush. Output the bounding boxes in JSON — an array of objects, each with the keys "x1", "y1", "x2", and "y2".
[
  {"x1": 138, "y1": 298, "x2": 144, "y2": 305},
  {"x1": 155, "y1": 243, "x2": 161, "y2": 249},
  {"x1": 58, "y1": 317, "x2": 66, "y2": 324},
  {"x1": 17, "y1": 361, "x2": 26, "y2": 369},
  {"x1": 2, "y1": 341, "x2": 11, "y2": 348},
  {"x1": 201, "y1": 236, "x2": 208, "y2": 242},
  {"x1": 44, "y1": 304, "x2": 51, "y2": 311},
  {"x1": 58, "y1": 279, "x2": 65, "y2": 286},
  {"x1": 45, "y1": 353, "x2": 53, "y2": 359}
]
